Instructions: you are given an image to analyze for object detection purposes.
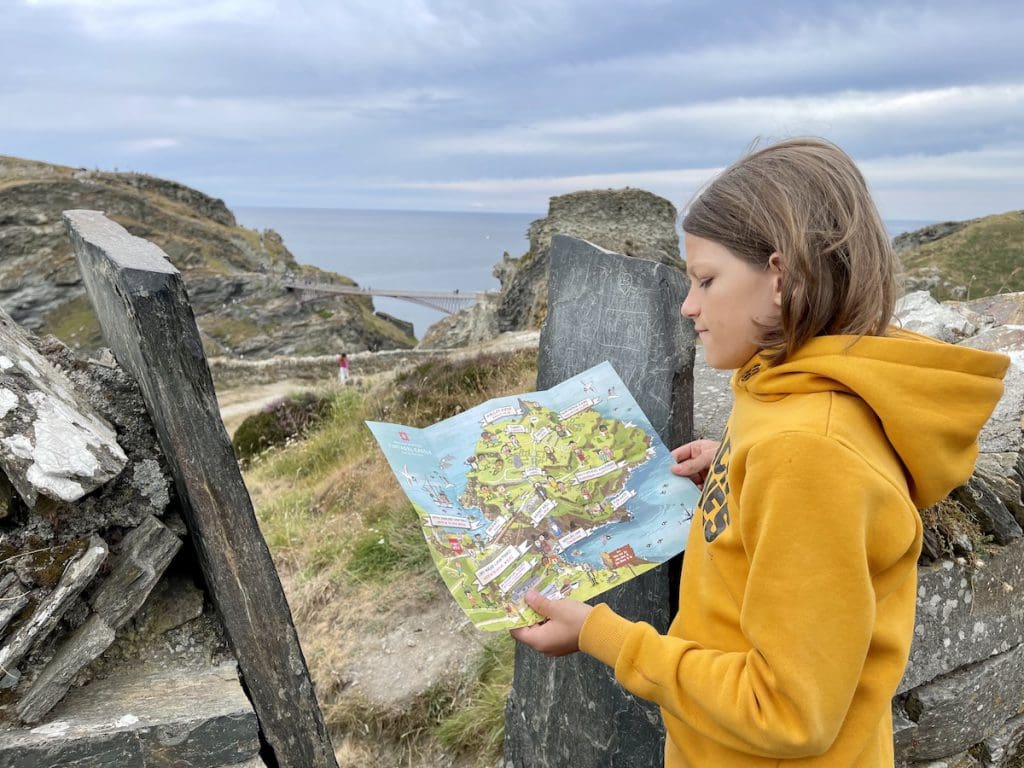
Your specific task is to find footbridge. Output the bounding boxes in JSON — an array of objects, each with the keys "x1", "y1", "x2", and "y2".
[{"x1": 283, "y1": 280, "x2": 495, "y2": 315}]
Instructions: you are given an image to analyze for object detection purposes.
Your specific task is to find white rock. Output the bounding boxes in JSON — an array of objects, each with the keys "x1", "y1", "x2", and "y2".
[{"x1": 895, "y1": 291, "x2": 978, "y2": 342}]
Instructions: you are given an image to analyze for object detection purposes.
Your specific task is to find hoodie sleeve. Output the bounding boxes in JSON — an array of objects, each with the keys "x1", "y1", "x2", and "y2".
[{"x1": 579, "y1": 432, "x2": 919, "y2": 758}]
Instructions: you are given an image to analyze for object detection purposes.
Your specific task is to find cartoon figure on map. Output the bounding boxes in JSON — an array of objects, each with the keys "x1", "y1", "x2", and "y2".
[{"x1": 568, "y1": 440, "x2": 586, "y2": 465}]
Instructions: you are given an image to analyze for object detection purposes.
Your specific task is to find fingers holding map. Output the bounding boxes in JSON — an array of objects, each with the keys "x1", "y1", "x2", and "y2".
[{"x1": 366, "y1": 361, "x2": 699, "y2": 631}]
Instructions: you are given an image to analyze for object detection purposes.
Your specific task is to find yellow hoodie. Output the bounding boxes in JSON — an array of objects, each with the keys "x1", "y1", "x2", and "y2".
[{"x1": 579, "y1": 330, "x2": 1009, "y2": 767}]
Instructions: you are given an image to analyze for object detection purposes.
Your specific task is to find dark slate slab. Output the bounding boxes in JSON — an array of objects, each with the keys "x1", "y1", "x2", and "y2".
[
  {"x1": 0, "y1": 535, "x2": 107, "y2": 682},
  {"x1": 952, "y1": 476, "x2": 1022, "y2": 546},
  {"x1": 90, "y1": 514, "x2": 182, "y2": 629},
  {"x1": 504, "y1": 235, "x2": 694, "y2": 768},
  {"x1": 16, "y1": 613, "x2": 117, "y2": 723},
  {"x1": 0, "y1": 663, "x2": 259, "y2": 768},
  {"x1": 63, "y1": 210, "x2": 337, "y2": 768}
]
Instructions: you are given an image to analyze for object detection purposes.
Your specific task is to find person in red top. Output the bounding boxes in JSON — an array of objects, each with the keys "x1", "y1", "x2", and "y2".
[
  {"x1": 511, "y1": 137, "x2": 1009, "y2": 767},
  {"x1": 336, "y1": 352, "x2": 349, "y2": 385}
]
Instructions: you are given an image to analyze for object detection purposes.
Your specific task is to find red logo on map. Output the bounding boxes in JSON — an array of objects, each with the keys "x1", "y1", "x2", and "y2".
[
  {"x1": 399, "y1": 432, "x2": 410, "y2": 442},
  {"x1": 449, "y1": 537, "x2": 463, "y2": 554}
]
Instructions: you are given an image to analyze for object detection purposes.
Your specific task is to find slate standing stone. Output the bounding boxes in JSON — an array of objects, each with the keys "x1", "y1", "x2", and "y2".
[
  {"x1": 63, "y1": 210, "x2": 337, "y2": 768},
  {"x1": 503, "y1": 235, "x2": 694, "y2": 768}
]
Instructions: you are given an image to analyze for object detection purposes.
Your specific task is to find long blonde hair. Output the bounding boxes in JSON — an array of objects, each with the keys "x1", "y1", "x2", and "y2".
[{"x1": 683, "y1": 138, "x2": 898, "y2": 364}]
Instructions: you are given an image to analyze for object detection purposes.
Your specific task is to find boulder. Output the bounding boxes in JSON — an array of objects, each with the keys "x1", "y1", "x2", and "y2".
[
  {"x1": 960, "y1": 324, "x2": 1024, "y2": 454},
  {"x1": 900, "y1": 538, "x2": 1024, "y2": 693},
  {"x1": 974, "y1": 712, "x2": 1024, "y2": 767},
  {"x1": 896, "y1": 291, "x2": 977, "y2": 342}
]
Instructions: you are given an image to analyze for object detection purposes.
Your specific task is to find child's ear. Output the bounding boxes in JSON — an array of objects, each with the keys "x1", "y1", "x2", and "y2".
[{"x1": 768, "y1": 252, "x2": 784, "y2": 307}]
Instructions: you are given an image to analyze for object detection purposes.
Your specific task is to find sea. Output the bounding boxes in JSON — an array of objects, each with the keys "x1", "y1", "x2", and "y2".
[{"x1": 233, "y1": 207, "x2": 936, "y2": 340}]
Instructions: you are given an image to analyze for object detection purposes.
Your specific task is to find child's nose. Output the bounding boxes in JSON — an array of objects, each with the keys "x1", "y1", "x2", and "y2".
[{"x1": 681, "y1": 289, "x2": 699, "y2": 319}]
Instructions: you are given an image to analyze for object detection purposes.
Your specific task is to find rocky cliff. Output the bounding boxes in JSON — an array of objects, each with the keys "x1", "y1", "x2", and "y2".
[{"x1": 0, "y1": 155, "x2": 416, "y2": 357}]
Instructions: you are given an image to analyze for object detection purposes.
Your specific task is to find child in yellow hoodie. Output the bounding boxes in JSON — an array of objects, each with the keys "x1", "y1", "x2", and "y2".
[{"x1": 510, "y1": 137, "x2": 1010, "y2": 767}]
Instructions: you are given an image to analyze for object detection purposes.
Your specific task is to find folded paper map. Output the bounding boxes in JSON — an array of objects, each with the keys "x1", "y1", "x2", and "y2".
[{"x1": 367, "y1": 361, "x2": 699, "y2": 631}]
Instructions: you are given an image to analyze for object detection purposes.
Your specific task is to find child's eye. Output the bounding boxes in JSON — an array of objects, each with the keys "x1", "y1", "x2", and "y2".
[{"x1": 699, "y1": 278, "x2": 713, "y2": 289}]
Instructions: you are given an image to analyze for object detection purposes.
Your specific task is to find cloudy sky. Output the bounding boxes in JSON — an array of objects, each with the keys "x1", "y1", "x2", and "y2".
[{"x1": 3, "y1": 0, "x2": 1023, "y2": 218}]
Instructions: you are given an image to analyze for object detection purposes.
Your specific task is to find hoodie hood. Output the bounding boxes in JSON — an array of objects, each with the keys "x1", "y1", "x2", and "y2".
[{"x1": 733, "y1": 329, "x2": 1010, "y2": 508}]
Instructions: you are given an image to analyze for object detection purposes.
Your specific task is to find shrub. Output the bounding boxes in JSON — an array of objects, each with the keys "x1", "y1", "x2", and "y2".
[{"x1": 232, "y1": 391, "x2": 334, "y2": 463}]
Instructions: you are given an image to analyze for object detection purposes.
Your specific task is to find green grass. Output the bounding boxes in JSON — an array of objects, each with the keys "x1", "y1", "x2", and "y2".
[
  {"x1": 250, "y1": 389, "x2": 371, "y2": 483},
  {"x1": 378, "y1": 348, "x2": 539, "y2": 428},
  {"x1": 900, "y1": 211, "x2": 1024, "y2": 300},
  {"x1": 358, "y1": 303, "x2": 418, "y2": 348},
  {"x1": 42, "y1": 294, "x2": 102, "y2": 349},
  {"x1": 346, "y1": 502, "x2": 433, "y2": 582},
  {"x1": 435, "y1": 633, "x2": 514, "y2": 764}
]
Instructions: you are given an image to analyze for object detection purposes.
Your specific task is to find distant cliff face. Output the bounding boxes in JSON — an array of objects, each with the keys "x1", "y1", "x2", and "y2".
[{"x1": 0, "y1": 156, "x2": 416, "y2": 357}]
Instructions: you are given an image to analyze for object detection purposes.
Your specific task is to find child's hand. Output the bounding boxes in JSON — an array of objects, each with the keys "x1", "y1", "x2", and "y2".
[
  {"x1": 509, "y1": 590, "x2": 592, "y2": 657},
  {"x1": 670, "y1": 439, "x2": 720, "y2": 487}
]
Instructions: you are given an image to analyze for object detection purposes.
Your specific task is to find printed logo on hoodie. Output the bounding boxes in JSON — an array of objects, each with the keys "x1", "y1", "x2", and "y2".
[{"x1": 699, "y1": 432, "x2": 731, "y2": 542}]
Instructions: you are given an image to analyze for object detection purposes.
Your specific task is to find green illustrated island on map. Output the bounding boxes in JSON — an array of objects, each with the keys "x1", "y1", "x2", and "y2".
[
  {"x1": 367, "y1": 362, "x2": 698, "y2": 631},
  {"x1": 443, "y1": 400, "x2": 651, "y2": 628}
]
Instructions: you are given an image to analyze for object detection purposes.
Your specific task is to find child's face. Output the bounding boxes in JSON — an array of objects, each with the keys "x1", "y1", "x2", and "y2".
[{"x1": 682, "y1": 234, "x2": 782, "y2": 370}]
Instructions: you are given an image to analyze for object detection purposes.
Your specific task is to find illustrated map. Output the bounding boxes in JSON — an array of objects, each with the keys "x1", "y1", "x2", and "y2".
[{"x1": 367, "y1": 361, "x2": 699, "y2": 631}]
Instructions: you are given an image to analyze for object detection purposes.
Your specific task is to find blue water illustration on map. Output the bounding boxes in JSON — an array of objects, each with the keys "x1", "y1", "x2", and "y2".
[{"x1": 367, "y1": 361, "x2": 700, "y2": 630}]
